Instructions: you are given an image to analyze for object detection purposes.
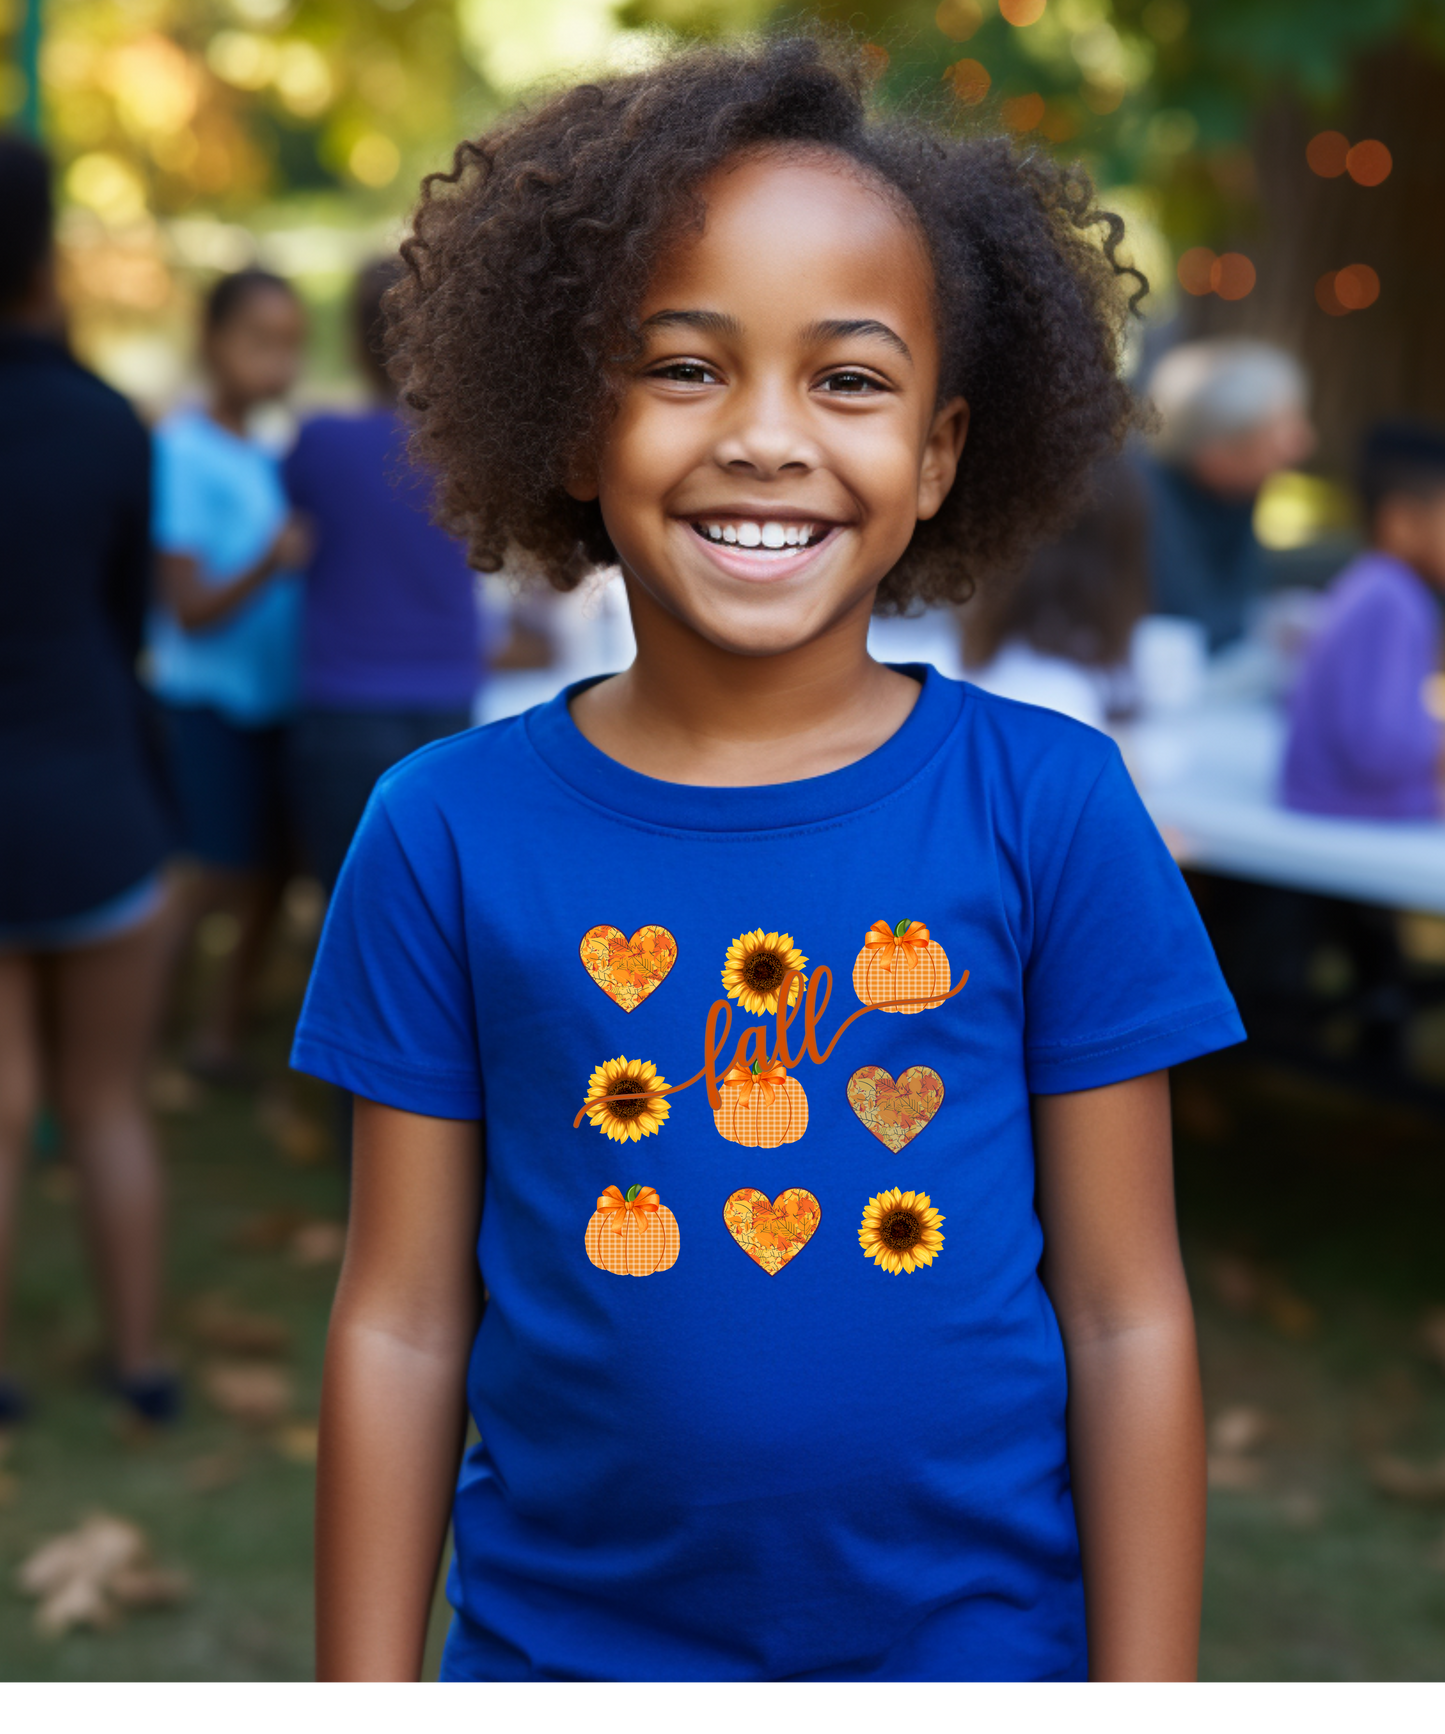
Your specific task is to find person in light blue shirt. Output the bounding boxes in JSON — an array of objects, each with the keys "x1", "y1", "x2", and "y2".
[{"x1": 149, "y1": 268, "x2": 309, "y2": 1081}]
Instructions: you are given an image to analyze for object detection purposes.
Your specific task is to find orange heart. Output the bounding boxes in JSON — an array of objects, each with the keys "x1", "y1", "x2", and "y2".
[
  {"x1": 846, "y1": 1065, "x2": 944, "y2": 1153},
  {"x1": 579, "y1": 924, "x2": 678, "y2": 1013},
  {"x1": 722, "y1": 1187, "x2": 821, "y2": 1276}
]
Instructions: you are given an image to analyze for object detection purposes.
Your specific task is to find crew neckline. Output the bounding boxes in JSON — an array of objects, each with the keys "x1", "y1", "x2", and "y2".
[{"x1": 525, "y1": 662, "x2": 965, "y2": 835}]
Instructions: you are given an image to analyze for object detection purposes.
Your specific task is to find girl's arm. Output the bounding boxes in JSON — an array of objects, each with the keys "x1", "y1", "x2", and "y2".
[
  {"x1": 158, "y1": 516, "x2": 311, "y2": 631},
  {"x1": 316, "y1": 1099, "x2": 483, "y2": 1682},
  {"x1": 1033, "y1": 1070, "x2": 1206, "y2": 1682}
]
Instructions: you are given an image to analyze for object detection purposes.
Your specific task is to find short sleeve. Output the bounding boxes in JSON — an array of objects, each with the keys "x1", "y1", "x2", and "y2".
[
  {"x1": 291, "y1": 784, "x2": 483, "y2": 1118},
  {"x1": 151, "y1": 425, "x2": 209, "y2": 557},
  {"x1": 281, "y1": 423, "x2": 315, "y2": 513},
  {"x1": 1023, "y1": 745, "x2": 1244, "y2": 1094}
]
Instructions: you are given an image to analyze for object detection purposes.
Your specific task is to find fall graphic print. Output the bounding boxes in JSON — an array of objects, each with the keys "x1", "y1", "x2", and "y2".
[
  {"x1": 586, "y1": 1185, "x2": 681, "y2": 1275},
  {"x1": 723, "y1": 1187, "x2": 821, "y2": 1275},
  {"x1": 859, "y1": 1189, "x2": 945, "y2": 1274},
  {"x1": 584, "y1": 1056, "x2": 670, "y2": 1142},
  {"x1": 852, "y1": 920, "x2": 951, "y2": 1015},
  {"x1": 721, "y1": 929, "x2": 807, "y2": 1016},
  {"x1": 713, "y1": 1057, "x2": 809, "y2": 1148},
  {"x1": 846, "y1": 1065, "x2": 944, "y2": 1153},
  {"x1": 580, "y1": 924, "x2": 678, "y2": 1012}
]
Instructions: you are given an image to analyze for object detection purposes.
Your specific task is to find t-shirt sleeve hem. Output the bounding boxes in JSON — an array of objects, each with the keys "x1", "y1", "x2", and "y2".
[
  {"x1": 1025, "y1": 1002, "x2": 1246, "y2": 1095},
  {"x1": 290, "y1": 1032, "x2": 483, "y2": 1120}
]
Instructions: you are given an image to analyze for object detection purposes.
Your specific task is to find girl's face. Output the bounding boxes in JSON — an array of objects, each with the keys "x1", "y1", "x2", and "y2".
[
  {"x1": 574, "y1": 149, "x2": 968, "y2": 658},
  {"x1": 206, "y1": 287, "x2": 306, "y2": 408}
]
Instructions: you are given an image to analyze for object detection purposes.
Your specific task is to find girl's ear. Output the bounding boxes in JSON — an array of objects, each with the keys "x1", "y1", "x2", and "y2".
[
  {"x1": 916, "y1": 396, "x2": 969, "y2": 522},
  {"x1": 564, "y1": 454, "x2": 600, "y2": 503}
]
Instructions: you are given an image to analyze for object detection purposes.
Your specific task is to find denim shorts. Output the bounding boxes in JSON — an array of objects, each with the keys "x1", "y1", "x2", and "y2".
[
  {"x1": 0, "y1": 871, "x2": 165, "y2": 954},
  {"x1": 160, "y1": 703, "x2": 291, "y2": 873}
]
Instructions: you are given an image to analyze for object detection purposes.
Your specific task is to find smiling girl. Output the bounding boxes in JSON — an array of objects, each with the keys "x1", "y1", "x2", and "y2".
[{"x1": 294, "y1": 37, "x2": 1244, "y2": 1682}]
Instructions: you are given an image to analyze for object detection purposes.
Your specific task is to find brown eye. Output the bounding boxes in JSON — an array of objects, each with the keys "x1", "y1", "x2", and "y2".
[
  {"x1": 653, "y1": 362, "x2": 718, "y2": 385},
  {"x1": 821, "y1": 370, "x2": 881, "y2": 394}
]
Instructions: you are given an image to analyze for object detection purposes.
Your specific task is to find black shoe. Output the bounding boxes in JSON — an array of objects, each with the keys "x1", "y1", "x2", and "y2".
[
  {"x1": 0, "y1": 1375, "x2": 30, "y2": 1426},
  {"x1": 113, "y1": 1368, "x2": 183, "y2": 1425}
]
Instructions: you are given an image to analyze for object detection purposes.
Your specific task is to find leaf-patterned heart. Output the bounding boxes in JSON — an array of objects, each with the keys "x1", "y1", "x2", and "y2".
[
  {"x1": 579, "y1": 924, "x2": 678, "y2": 1012},
  {"x1": 722, "y1": 1187, "x2": 821, "y2": 1276},
  {"x1": 846, "y1": 1065, "x2": 944, "y2": 1153}
]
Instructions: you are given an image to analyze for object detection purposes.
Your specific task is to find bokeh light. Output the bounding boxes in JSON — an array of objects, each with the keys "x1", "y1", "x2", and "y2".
[
  {"x1": 944, "y1": 59, "x2": 991, "y2": 105},
  {"x1": 1001, "y1": 92, "x2": 1046, "y2": 134},
  {"x1": 1176, "y1": 246, "x2": 1216, "y2": 295},
  {"x1": 1210, "y1": 252, "x2": 1256, "y2": 300},
  {"x1": 999, "y1": 0, "x2": 1047, "y2": 25},
  {"x1": 1334, "y1": 263, "x2": 1381, "y2": 310},
  {"x1": 1314, "y1": 271, "x2": 1349, "y2": 317},
  {"x1": 348, "y1": 134, "x2": 401, "y2": 188},
  {"x1": 1305, "y1": 130, "x2": 1349, "y2": 177},
  {"x1": 934, "y1": 0, "x2": 984, "y2": 42},
  {"x1": 1345, "y1": 139, "x2": 1392, "y2": 186}
]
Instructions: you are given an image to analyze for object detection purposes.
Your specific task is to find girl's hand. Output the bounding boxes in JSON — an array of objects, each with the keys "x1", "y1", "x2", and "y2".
[{"x1": 270, "y1": 513, "x2": 313, "y2": 572}]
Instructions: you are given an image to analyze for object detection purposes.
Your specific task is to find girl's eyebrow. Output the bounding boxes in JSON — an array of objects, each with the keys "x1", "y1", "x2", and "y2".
[
  {"x1": 802, "y1": 317, "x2": 912, "y2": 362},
  {"x1": 642, "y1": 308, "x2": 742, "y2": 338}
]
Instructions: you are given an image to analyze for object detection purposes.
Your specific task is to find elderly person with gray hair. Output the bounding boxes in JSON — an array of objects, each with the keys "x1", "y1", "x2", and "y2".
[{"x1": 1140, "y1": 338, "x2": 1315, "y2": 649}]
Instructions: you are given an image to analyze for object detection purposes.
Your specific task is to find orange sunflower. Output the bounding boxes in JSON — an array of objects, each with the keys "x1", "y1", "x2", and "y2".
[
  {"x1": 721, "y1": 929, "x2": 807, "y2": 1016},
  {"x1": 859, "y1": 1188, "x2": 945, "y2": 1274},
  {"x1": 583, "y1": 1056, "x2": 670, "y2": 1143}
]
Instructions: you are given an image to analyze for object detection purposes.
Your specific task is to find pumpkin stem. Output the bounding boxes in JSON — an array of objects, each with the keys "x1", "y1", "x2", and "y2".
[
  {"x1": 624, "y1": 1184, "x2": 644, "y2": 1204},
  {"x1": 750, "y1": 1059, "x2": 760, "y2": 1075},
  {"x1": 894, "y1": 918, "x2": 912, "y2": 939}
]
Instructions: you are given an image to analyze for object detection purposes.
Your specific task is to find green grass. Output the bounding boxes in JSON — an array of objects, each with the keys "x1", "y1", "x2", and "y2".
[{"x1": 3, "y1": 944, "x2": 1445, "y2": 1677}]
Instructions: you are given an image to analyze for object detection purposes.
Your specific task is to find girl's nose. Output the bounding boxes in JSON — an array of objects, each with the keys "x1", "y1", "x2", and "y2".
[{"x1": 712, "y1": 382, "x2": 822, "y2": 479}]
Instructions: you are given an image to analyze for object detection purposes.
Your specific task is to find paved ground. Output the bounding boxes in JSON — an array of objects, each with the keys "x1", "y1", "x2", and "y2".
[{"x1": 2, "y1": 934, "x2": 1444, "y2": 1679}]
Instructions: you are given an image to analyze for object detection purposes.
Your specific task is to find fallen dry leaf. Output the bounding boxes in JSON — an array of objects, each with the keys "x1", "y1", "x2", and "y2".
[
  {"x1": 188, "y1": 1293, "x2": 291, "y2": 1357},
  {"x1": 275, "y1": 1422, "x2": 319, "y2": 1464},
  {"x1": 1264, "y1": 1290, "x2": 1319, "y2": 1340},
  {"x1": 17, "y1": 1514, "x2": 188, "y2": 1636},
  {"x1": 185, "y1": 1450, "x2": 247, "y2": 1493},
  {"x1": 1208, "y1": 1454, "x2": 1265, "y2": 1491},
  {"x1": 228, "y1": 1208, "x2": 309, "y2": 1253},
  {"x1": 290, "y1": 1220, "x2": 346, "y2": 1267},
  {"x1": 148, "y1": 1066, "x2": 206, "y2": 1114},
  {"x1": 1369, "y1": 1453, "x2": 1445, "y2": 1501},
  {"x1": 203, "y1": 1361, "x2": 293, "y2": 1426},
  {"x1": 257, "y1": 1092, "x2": 331, "y2": 1166},
  {"x1": 1210, "y1": 1406, "x2": 1270, "y2": 1456},
  {"x1": 1207, "y1": 1253, "x2": 1263, "y2": 1316}
]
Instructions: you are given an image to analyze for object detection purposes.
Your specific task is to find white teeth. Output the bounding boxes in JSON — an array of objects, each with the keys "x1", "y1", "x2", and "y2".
[{"x1": 695, "y1": 520, "x2": 824, "y2": 552}]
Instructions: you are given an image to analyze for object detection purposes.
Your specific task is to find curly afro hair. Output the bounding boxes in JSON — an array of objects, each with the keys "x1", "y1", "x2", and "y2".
[{"x1": 389, "y1": 33, "x2": 1145, "y2": 611}]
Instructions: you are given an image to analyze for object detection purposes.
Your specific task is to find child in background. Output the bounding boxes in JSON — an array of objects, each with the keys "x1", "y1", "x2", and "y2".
[
  {"x1": 1282, "y1": 421, "x2": 1445, "y2": 819},
  {"x1": 285, "y1": 258, "x2": 482, "y2": 895},
  {"x1": 963, "y1": 458, "x2": 1148, "y2": 730},
  {"x1": 294, "y1": 38, "x2": 1243, "y2": 1682},
  {"x1": 148, "y1": 270, "x2": 310, "y2": 1082},
  {"x1": 0, "y1": 135, "x2": 176, "y2": 1424}
]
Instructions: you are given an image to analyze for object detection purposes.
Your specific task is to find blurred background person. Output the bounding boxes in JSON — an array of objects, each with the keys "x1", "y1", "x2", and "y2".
[
  {"x1": 1141, "y1": 339, "x2": 1315, "y2": 650},
  {"x1": 0, "y1": 135, "x2": 176, "y2": 1424},
  {"x1": 285, "y1": 257, "x2": 482, "y2": 895},
  {"x1": 962, "y1": 459, "x2": 1149, "y2": 730},
  {"x1": 148, "y1": 268, "x2": 311, "y2": 1084},
  {"x1": 1282, "y1": 420, "x2": 1445, "y2": 819}
]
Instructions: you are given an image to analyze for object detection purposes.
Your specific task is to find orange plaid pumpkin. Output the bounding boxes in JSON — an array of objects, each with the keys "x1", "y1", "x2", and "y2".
[
  {"x1": 585, "y1": 1185, "x2": 680, "y2": 1276},
  {"x1": 712, "y1": 1058, "x2": 809, "y2": 1148},
  {"x1": 852, "y1": 919, "x2": 951, "y2": 1016}
]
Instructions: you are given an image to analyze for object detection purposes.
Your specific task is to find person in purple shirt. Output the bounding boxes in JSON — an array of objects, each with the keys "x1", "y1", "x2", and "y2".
[
  {"x1": 1282, "y1": 421, "x2": 1445, "y2": 820},
  {"x1": 285, "y1": 258, "x2": 485, "y2": 891}
]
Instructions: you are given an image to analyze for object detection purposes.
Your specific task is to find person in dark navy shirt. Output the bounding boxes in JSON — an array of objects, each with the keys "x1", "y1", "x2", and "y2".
[{"x1": 0, "y1": 134, "x2": 178, "y2": 1427}]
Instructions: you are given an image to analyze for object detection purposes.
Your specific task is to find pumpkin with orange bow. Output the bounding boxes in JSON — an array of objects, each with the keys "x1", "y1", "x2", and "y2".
[
  {"x1": 585, "y1": 1184, "x2": 680, "y2": 1276},
  {"x1": 712, "y1": 1056, "x2": 809, "y2": 1148},
  {"x1": 852, "y1": 919, "x2": 951, "y2": 1016}
]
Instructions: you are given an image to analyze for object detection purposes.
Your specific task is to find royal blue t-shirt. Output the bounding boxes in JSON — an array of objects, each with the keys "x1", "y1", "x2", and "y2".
[
  {"x1": 283, "y1": 410, "x2": 482, "y2": 712},
  {"x1": 292, "y1": 667, "x2": 1243, "y2": 1682}
]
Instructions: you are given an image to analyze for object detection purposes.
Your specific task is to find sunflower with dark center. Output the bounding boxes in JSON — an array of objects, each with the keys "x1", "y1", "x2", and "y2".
[
  {"x1": 584, "y1": 1056, "x2": 670, "y2": 1143},
  {"x1": 859, "y1": 1188, "x2": 945, "y2": 1273},
  {"x1": 721, "y1": 929, "x2": 807, "y2": 1016}
]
